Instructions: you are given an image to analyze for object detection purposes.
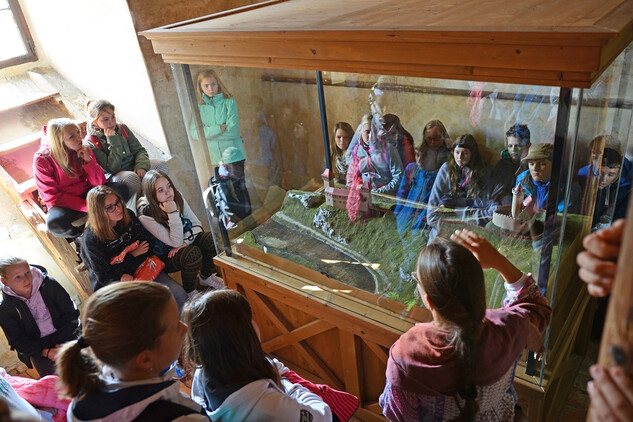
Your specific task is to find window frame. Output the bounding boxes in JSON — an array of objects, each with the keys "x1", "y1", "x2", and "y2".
[{"x1": 0, "y1": 0, "x2": 37, "y2": 69}]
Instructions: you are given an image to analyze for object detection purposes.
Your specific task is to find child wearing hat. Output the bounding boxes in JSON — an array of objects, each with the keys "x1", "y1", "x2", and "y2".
[{"x1": 515, "y1": 143, "x2": 554, "y2": 211}]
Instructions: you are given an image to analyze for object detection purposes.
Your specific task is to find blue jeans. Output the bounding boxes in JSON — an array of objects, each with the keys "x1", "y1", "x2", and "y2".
[{"x1": 154, "y1": 272, "x2": 188, "y2": 313}]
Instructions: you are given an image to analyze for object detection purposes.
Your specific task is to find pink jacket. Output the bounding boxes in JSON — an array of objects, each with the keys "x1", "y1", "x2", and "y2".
[
  {"x1": 2, "y1": 369, "x2": 70, "y2": 422},
  {"x1": 33, "y1": 146, "x2": 106, "y2": 212}
]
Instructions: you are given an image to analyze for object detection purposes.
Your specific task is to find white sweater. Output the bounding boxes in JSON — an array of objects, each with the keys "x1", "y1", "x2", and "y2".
[{"x1": 138, "y1": 197, "x2": 203, "y2": 248}]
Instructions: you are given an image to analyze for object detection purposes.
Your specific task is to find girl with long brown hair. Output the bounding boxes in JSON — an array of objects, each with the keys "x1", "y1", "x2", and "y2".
[
  {"x1": 137, "y1": 170, "x2": 220, "y2": 292},
  {"x1": 380, "y1": 229, "x2": 551, "y2": 421},
  {"x1": 80, "y1": 185, "x2": 188, "y2": 309},
  {"x1": 183, "y1": 289, "x2": 333, "y2": 421},
  {"x1": 427, "y1": 134, "x2": 496, "y2": 241}
]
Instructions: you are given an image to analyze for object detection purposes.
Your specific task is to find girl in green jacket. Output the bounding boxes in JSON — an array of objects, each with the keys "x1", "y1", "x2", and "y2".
[
  {"x1": 85, "y1": 99, "x2": 168, "y2": 200},
  {"x1": 192, "y1": 69, "x2": 251, "y2": 220}
]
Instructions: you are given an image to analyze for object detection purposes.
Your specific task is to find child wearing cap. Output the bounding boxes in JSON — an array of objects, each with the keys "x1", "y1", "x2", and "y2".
[{"x1": 515, "y1": 143, "x2": 554, "y2": 211}]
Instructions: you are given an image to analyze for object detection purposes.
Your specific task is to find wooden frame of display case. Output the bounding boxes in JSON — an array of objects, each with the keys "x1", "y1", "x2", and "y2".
[{"x1": 143, "y1": 1, "x2": 633, "y2": 420}]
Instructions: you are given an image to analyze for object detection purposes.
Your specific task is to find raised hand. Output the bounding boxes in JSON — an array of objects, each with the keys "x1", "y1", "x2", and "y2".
[
  {"x1": 104, "y1": 127, "x2": 116, "y2": 137},
  {"x1": 76, "y1": 145, "x2": 92, "y2": 163},
  {"x1": 450, "y1": 229, "x2": 501, "y2": 270}
]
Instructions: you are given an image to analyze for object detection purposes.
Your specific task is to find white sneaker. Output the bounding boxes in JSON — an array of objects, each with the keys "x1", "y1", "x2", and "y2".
[{"x1": 199, "y1": 273, "x2": 226, "y2": 290}]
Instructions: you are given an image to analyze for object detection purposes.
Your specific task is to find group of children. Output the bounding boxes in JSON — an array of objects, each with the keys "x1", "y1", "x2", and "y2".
[
  {"x1": 0, "y1": 68, "x2": 627, "y2": 419},
  {"x1": 331, "y1": 112, "x2": 631, "y2": 236},
  {"x1": 0, "y1": 261, "x2": 355, "y2": 421},
  {"x1": 0, "y1": 224, "x2": 553, "y2": 421}
]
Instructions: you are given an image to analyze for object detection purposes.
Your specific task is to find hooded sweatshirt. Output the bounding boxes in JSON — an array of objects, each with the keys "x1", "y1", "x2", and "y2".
[
  {"x1": 346, "y1": 125, "x2": 404, "y2": 195},
  {"x1": 0, "y1": 266, "x2": 79, "y2": 366},
  {"x1": 379, "y1": 274, "x2": 551, "y2": 421},
  {"x1": 190, "y1": 93, "x2": 246, "y2": 165},
  {"x1": 68, "y1": 365, "x2": 206, "y2": 422},
  {"x1": 191, "y1": 359, "x2": 332, "y2": 422}
]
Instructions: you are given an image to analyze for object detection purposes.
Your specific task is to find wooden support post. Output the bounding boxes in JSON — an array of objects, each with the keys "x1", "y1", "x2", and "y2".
[{"x1": 590, "y1": 200, "x2": 633, "y2": 420}]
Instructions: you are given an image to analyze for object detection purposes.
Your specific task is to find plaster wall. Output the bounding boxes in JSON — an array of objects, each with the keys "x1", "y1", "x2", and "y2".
[
  {"x1": 17, "y1": 0, "x2": 168, "y2": 153},
  {"x1": 195, "y1": 58, "x2": 633, "y2": 194}
]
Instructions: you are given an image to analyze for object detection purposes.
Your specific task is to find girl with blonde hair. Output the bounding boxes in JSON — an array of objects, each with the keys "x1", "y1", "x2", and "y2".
[{"x1": 34, "y1": 118, "x2": 107, "y2": 238}]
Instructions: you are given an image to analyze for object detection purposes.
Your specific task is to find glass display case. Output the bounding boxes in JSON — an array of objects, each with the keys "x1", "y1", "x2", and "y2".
[{"x1": 143, "y1": 1, "x2": 633, "y2": 420}]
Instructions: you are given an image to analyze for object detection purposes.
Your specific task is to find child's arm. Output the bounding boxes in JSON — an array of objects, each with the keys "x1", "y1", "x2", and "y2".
[
  {"x1": 426, "y1": 163, "x2": 450, "y2": 226},
  {"x1": 33, "y1": 155, "x2": 88, "y2": 212},
  {"x1": 83, "y1": 148, "x2": 107, "y2": 187},
  {"x1": 138, "y1": 212, "x2": 185, "y2": 248},
  {"x1": 0, "y1": 304, "x2": 47, "y2": 358},
  {"x1": 450, "y1": 229, "x2": 522, "y2": 283},
  {"x1": 42, "y1": 277, "x2": 80, "y2": 345},
  {"x1": 122, "y1": 124, "x2": 150, "y2": 172},
  {"x1": 223, "y1": 97, "x2": 241, "y2": 139},
  {"x1": 81, "y1": 230, "x2": 126, "y2": 288},
  {"x1": 87, "y1": 132, "x2": 128, "y2": 174}
]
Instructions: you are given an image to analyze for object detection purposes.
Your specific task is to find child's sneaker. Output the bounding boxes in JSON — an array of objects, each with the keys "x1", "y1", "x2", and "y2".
[{"x1": 199, "y1": 273, "x2": 226, "y2": 290}]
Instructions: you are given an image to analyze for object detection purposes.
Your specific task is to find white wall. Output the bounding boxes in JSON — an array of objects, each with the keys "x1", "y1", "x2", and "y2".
[{"x1": 18, "y1": 0, "x2": 169, "y2": 153}]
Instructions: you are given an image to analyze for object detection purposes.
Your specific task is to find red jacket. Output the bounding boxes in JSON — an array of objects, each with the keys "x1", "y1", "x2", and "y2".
[{"x1": 33, "y1": 146, "x2": 106, "y2": 212}]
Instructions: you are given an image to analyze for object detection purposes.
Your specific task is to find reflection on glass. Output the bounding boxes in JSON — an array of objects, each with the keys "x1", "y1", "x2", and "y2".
[{"x1": 181, "y1": 53, "x2": 632, "y2": 321}]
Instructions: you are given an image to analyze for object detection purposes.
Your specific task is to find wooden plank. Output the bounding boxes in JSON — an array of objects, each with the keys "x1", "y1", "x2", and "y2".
[
  {"x1": 0, "y1": 93, "x2": 59, "y2": 116},
  {"x1": 148, "y1": 37, "x2": 603, "y2": 72},
  {"x1": 262, "y1": 319, "x2": 333, "y2": 352},
  {"x1": 363, "y1": 339, "x2": 389, "y2": 365},
  {"x1": 339, "y1": 331, "x2": 362, "y2": 399},
  {"x1": 242, "y1": 288, "x2": 344, "y2": 389},
  {"x1": 593, "y1": 198, "x2": 633, "y2": 419},
  {"x1": 16, "y1": 199, "x2": 92, "y2": 300},
  {"x1": 217, "y1": 257, "x2": 409, "y2": 346},
  {"x1": 363, "y1": 402, "x2": 387, "y2": 421},
  {"x1": 141, "y1": 0, "x2": 633, "y2": 87},
  {"x1": 152, "y1": 0, "x2": 630, "y2": 33}
]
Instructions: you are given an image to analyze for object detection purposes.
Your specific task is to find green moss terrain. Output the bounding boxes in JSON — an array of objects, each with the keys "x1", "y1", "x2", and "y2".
[{"x1": 240, "y1": 190, "x2": 589, "y2": 310}]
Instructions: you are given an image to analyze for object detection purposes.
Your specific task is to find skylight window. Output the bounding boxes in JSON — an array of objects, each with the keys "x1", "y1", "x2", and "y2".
[{"x1": 0, "y1": 0, "x2": 36, "y2": 69}]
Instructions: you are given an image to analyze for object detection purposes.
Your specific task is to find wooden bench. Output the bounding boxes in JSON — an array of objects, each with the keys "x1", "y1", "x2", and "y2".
[{"x1": 0, "y1": 131, "x2": 93, "y2": 300}]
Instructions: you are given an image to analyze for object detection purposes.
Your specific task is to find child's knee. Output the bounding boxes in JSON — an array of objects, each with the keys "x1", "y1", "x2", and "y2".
[{"x1": 112, "y1": 171, "x2": 141, "y2": 195}]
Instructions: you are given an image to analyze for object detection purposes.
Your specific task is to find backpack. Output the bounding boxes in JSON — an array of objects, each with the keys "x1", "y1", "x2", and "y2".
[{"x1": 88, "y1": 124, "x2": 129, "y2": 151}]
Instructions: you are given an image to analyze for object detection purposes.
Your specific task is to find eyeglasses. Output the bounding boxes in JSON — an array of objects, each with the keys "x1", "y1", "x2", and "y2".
[{"x1": 105, "y1": 199, "x2": 122, "y2": 214}]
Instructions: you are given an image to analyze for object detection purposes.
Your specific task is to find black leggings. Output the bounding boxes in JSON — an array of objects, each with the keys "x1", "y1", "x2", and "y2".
[{"x1": 163, "y1": 232, "x2": 216, "y2": 291}]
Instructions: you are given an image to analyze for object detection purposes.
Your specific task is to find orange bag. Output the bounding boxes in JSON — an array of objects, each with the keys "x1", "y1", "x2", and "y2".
[{"x1": 133, "y1": 255, "x2": 165, "y2": 281}]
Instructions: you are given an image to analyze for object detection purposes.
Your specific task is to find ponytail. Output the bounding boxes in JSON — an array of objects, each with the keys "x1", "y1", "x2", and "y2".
[
  {"x1": 417, "y1": 239, "x2": 487, "y2": 421},
  {"x1": 56, "y1": 337, "x2": 102, "y2": 399},
  {"x1": 56, "y1": 283, "x2": 172, "y2": 400},
  {"x1": 454, "y1": 322, "x2": 482, "y2": 421}
]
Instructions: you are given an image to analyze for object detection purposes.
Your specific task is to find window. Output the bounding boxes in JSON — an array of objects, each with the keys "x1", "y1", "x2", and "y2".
[{"x1": 0, "y1": 0, "x2": 36, "y2": 69}]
